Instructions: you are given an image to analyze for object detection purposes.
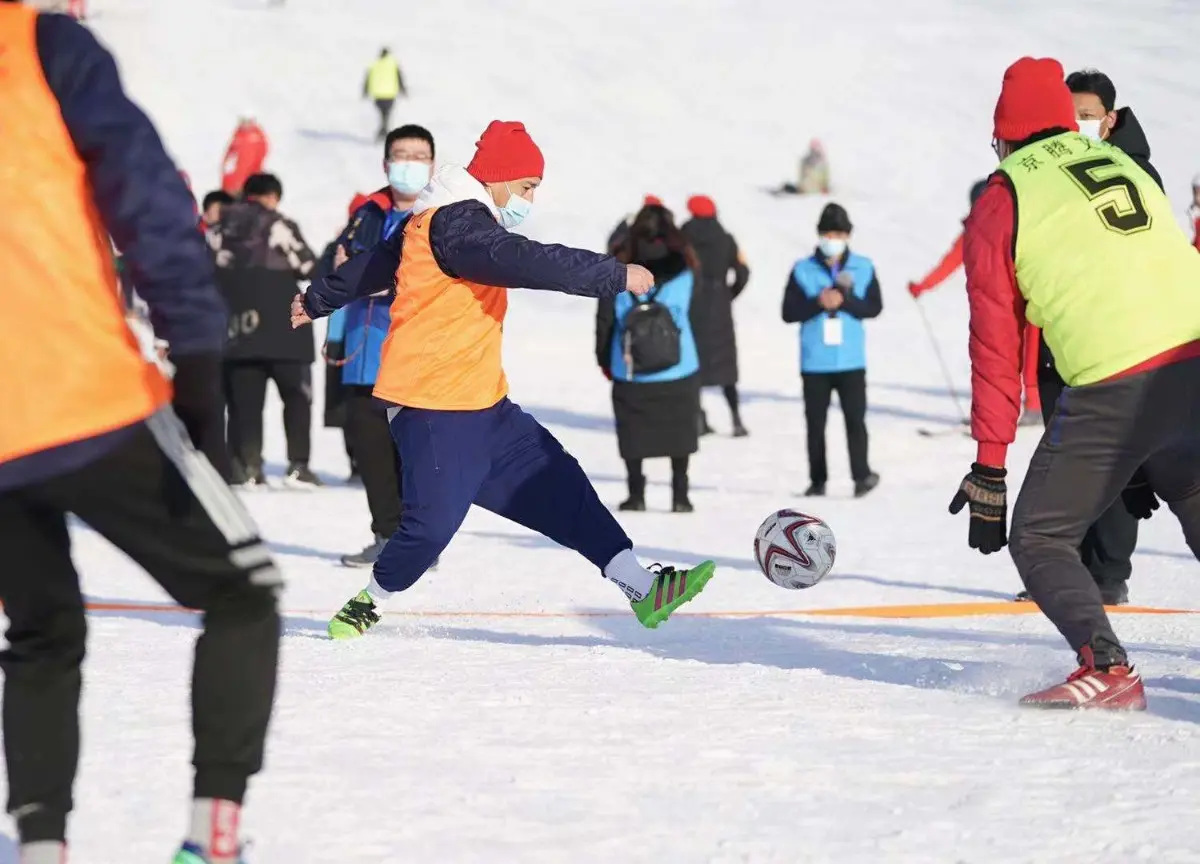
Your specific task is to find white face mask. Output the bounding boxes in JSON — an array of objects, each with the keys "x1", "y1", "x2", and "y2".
[
  {"x1": 1077, "y1": 119, "x2": 1103, "y2": 141},
  {"x1": 817, "y1": 237, "x2": 846, "y2": 259}
]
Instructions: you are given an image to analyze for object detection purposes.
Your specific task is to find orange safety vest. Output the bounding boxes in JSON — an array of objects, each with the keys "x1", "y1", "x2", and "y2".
[
  {"x1": 0, "y1": 4, "x2": 170, "y2": 467},
  {"x1": 373, "y1": 206, "x2": 509, "y2": 410}
]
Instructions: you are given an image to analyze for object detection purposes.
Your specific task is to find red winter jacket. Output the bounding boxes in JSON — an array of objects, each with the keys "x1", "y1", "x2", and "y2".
[
  {"x1": 221, "y1": 122, "x2": 269, "y2": 195},
  {"x1": 909, "y1": 231, "x2": 963, "y2": 297}
]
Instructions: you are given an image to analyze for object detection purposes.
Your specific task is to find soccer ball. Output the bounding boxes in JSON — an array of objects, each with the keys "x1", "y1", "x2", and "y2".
[{"x1": 754, "y1": 510, "x2": 837, "y2": 590}]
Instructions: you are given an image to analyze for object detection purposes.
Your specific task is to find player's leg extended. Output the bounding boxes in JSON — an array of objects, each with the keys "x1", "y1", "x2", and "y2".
[
  {"x1": 332, "y1": 406, "x2": 494, "y2": 638},
  {"x1": 0, "y1": 489, "x2": 85, "y2": 855},
  {"x1": 472, "y1": 401, "x2": 714, "y2": 628},
  {"x1": 57, "y1": 413, "x2": 281, "y2": 861}
]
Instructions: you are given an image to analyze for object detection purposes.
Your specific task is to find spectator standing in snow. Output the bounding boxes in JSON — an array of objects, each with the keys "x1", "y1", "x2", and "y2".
[
  {"x1": 782, "y1": 203, "x2": 881, "y2": 498},
  {"x1": 0, "y1": 4, "x2": 280, "y2": 861},
  {"x1": 908, "y1": 180, "x2": 1044, "y2": 427},
  {"x1": 364, "y1": 48, "x2": 406, "y2": 142},
  {"x1": 221, "y1": 115, "x2": 269, "y2": 195},
  {"x1": 295, "y1": 120, "x2": 716, "y2": 639},
  {"x1": 1008, "y1": 67, "x2": 1168, "y2": 607},
  {"x1": 208, "y1": 172, "x2": 320, "y2": 488},
  {"x1": 597, "y1": 205, "x2": 702, "y2": 513},
  {"x1": 681, "y1": 194, "x2": 750, "y2": 437},
  {"x1": 320, "y1": 124, "x2": 436, "y2": 567},
  {"x1": 201, "y1": 190, "x2": 233, "y2": 231},
  {"x1": 608, "y1": 194, "x2": 665, "y2": 253}
]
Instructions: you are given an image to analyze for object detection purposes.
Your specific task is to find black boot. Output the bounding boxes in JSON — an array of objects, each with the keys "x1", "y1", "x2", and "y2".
[
  {"x1": 697, "y1": 410, "x2": 714, "y2": 437},
  {"x1": 619, "y1": 473, "x2": 646, "y2": 511},
  {"x1": 672, "y1": 469, "x2": 693, "y2": 513},
  {"x1": 854, "y1": 473, "x2": 880, "y2": 498},
  {"x1": 731, "y1": 414, "x2": 749, "y2": 438}
]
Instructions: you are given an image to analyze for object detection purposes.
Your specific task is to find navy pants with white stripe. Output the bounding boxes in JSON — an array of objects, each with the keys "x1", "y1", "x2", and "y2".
[{"x1": 373, "y1": 398, "x2": 632, "y2": 593}]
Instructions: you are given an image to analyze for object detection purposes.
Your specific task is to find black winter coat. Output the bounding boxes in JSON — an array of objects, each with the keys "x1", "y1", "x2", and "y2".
[
  {"x1": 596, "y1": 251, "x2": 701, "y2": 461},
  {"x1": 681, "y1": 216, "x2": 749, "y2": 386},
  {"x1": 209, "y1": 201, "x2": 317, "y2": 362}
]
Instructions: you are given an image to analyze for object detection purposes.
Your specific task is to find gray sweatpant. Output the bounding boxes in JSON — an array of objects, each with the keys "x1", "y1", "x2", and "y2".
[{"x1": 1010, "y1": 353, "x2": 1200, "y2": 658}]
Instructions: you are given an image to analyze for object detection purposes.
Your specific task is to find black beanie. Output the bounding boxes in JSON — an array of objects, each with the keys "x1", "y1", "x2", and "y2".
[{"x1": 817, "y1": 203, "x2": 852, "y2": 234}]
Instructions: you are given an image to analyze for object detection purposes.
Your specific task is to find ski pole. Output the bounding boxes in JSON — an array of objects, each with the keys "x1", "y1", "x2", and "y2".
[{"x1": 913, "y1": 297, "x2": 969, "y2": 426}]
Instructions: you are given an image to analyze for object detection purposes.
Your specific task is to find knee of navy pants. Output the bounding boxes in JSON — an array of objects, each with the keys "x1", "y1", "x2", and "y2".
[{"x1": 372, "y1": 399, "x2": 632, "y2": 593}]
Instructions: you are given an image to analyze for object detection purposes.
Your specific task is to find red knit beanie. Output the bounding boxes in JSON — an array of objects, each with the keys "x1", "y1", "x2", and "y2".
[
  {"x1": 687, "y1": 195, "x2": 716, "y2": 218},
  {"x1": 643, "y1": 194, "x2": 663, "y2": 207},
  {"x1": 993, "y1": 57, "x2": 1078, "y2": 142},
  {"x1": 466, "y1": 121, "x2": 545, "y2": 183}
]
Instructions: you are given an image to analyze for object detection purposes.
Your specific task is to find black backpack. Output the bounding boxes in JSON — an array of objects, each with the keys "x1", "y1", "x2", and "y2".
[{"x1": 620, "y1": 287, "x2": 681, "y2": 379}]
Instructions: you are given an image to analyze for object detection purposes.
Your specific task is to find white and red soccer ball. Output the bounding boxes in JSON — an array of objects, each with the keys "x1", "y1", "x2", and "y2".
[{"x1": 754, "y1": 510, "x2": 836, "y2": 589}]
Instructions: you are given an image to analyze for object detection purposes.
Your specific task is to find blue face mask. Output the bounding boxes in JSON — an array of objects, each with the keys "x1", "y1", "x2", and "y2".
[
  {"x1": 818, "y1": 236, "x2": 846, "y2": 259},
  {"x1": 387, "y1": 161, "x2": 430, "y2": 195},
  {"x1": 498, "y1": 185, "x2": 532, "y2": 229}
]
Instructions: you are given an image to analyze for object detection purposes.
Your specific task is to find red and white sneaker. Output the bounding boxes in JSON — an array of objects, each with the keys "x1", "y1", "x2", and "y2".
[{"x1": 1020, "y1": 660, "x2": 1146, "y2": 710}]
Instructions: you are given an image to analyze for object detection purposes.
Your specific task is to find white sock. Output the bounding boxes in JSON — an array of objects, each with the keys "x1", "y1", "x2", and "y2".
[
  {"x1": 604, "y1": 549, "x2": 655, "y2": 601},
  {"x1": 365, "y1": 576, "x2": 393, "y2": 606},
  {"x1": 187, "y1": 798, "x2": 241, "y2": 864},
  {"x1": 19, "y1": 841, "x2": 65, "y2": 864}
]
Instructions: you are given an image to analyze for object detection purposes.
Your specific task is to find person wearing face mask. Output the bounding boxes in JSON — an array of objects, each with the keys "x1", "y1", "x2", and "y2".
[
  {"x1": 294, "y1": 120, "x2": 718, "y2": 638},
  {"x1": 953, "y1": 57, "x2": 1200, "y2": 709},
  {"x1": 314, "y1": 124, "x2": 435, "y2": 567},
  {"x1": 1065, "y1": 68, "x2": 1162, "y2": 189},
  {"x1": 1189, "y1": 174, "x2": 1200, "y2": 252},
  {"x1": 782, "y1": 203, "x2": 882, "y2": 498}
]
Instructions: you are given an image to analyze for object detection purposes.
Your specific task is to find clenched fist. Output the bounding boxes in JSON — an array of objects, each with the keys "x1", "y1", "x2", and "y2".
[
  {"x1": 625, "y1": 263, "x2": 654, "y2": 296},
  {"x1": 290, "y1": 293, "x2": 312, "y2": 329}
]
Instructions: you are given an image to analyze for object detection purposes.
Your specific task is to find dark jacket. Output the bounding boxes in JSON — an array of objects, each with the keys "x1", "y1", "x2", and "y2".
[
  {"x1": 0, "y1": 11, "x2": 226, "y2": 493},
  {"x1": 596, "y1": 251, "x2": 701, "y2": 461},
  {"x1": 305, "y1": 198, "x2": 625, "y2": 319},
  {"x1": 210, "y1": 200, "x2": 317, "y2": 362},
  {"x1": 681, "y1": 216, "x2": 749, "y2": 386}
]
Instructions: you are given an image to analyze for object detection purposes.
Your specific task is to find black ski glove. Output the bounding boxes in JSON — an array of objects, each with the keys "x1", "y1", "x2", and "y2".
[
  {"x1": 1121, "y1": 467, "x2": 1160, "y2": 520},
  {"x1": 949, "y1": 463, "x2": 1008, "y2": 554}
]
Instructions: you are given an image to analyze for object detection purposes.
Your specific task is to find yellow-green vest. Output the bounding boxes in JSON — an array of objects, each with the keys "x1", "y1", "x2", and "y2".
[
  {"x1": 1000, "y1": 131, "x2": 1200, "y2": 385},
  {"x1": 366, "y1": 56, "x2": 401, "y2": 100}
]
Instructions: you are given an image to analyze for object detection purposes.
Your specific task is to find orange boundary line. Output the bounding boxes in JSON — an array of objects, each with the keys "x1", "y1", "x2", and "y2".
[{"x1": 76, "y1": 600, "x2": 1200, "y2": 620}]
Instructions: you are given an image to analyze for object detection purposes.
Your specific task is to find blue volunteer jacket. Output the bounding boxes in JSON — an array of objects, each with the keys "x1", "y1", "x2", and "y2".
[
  {"x1": 781, "y1": 249, "x2": 882, "y2": 374},
  {"x1": 609, "y1": 270, "x2": 700, "y2": 383},
  {"x1": 328, "y1": 198, "x2": 407, "y2": 385}
]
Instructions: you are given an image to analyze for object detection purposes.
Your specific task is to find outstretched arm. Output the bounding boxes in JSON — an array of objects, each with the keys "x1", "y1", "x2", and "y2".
[
  {"x1": 431, "y1": 202, "x2": 627, "y2": 299},
  {"x1": 303, "y1": 229, "x2": 403, "y2": 319}
]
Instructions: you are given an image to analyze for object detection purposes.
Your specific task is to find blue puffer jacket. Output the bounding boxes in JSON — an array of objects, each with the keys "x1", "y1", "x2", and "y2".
[{"x1": 332, "y1": 194, "x2": 407, "y2": 385}]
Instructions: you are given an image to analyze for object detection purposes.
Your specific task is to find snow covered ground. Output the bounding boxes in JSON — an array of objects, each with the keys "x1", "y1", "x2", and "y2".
[{"x1": 7, "y1": 0, "x2": 1200, "y2": 860}]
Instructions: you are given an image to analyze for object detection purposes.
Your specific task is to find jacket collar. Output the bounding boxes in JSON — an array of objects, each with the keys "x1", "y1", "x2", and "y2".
[{"x1": 412, "y1": 165, "x2": 500, "y2": 220}]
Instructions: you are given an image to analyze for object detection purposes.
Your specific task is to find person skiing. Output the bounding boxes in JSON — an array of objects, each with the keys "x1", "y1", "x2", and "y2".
[
  {"x1": 363, "y1": 47, "x2": 406, "y2": 142},
  {"x1": 952, "y1": 56, "x2": 1200, "y2": 710},
  {"x1": 220, "y1": 115, "x2": 269, "y2": 195},
  {"x1": 909, "y1": 179, "x2": 1043, "y2": 427},
  {"x1": 681, "y1": 194, "x2": 751, "y2": 437},
  {"x1": 292, "y1": 121, "x2": 716, "y2": 638},
  {"x1": 0, "y1": 3, "x2": 281, "y2": 861}
]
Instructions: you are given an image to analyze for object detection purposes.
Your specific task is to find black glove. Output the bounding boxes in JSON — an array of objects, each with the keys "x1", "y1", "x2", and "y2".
[
  {"x1": 949, "y1": 463, "x2": 1008, "y2": 554},
  {"x1": 170, "y1": 351, "x2": 232, "y2": 481},
  {"x1": 1121, "y1": 467, "x2": 1160, "y2": 520}
]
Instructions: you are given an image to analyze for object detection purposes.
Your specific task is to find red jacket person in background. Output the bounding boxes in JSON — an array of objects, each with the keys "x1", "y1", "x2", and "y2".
[
  {"x1": 220, "y1": 115, "x2": 269, "y2": 195},
  {"x1": 952, "y1": 56, "x2": 1200, "y2": 710}
]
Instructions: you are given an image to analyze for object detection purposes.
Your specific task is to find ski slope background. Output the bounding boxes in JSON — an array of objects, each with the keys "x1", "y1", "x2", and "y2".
[{"x1": 10, "y1": 0, "x2": 1200, "y2": 861}]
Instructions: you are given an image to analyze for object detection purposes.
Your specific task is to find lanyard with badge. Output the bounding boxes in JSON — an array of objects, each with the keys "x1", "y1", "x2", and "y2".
[{"x1": 823, "y1": 262, "x2": 843, "y2": 346}]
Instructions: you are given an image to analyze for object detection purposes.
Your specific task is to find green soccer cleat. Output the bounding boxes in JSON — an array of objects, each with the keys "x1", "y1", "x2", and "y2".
[
  {"x1": 172, "y1": 842, "x2": 245, "y2": 863},
  {"x1": 328, "y1": 590, "x2": 381, "y2": 640},
  {"x1": 630, "y1": 561, "x2": 716, "y2": 629}
]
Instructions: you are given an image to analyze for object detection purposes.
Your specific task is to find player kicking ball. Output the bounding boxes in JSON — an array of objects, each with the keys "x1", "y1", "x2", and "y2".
[
  {"x1": 951, "y1": 57, "x2": 1200, "y2": 710},
  {"x1": 292, "y1": 121, "x2": 715, "y2": 637}
]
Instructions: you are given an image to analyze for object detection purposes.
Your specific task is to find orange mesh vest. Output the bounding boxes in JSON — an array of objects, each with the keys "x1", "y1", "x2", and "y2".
[
  {"x1": 0, "y1": 4, "x2": 170, "y2": 466},
  {"x1": 373, "y1": 207, "x2": 509, "y2": 410}
]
